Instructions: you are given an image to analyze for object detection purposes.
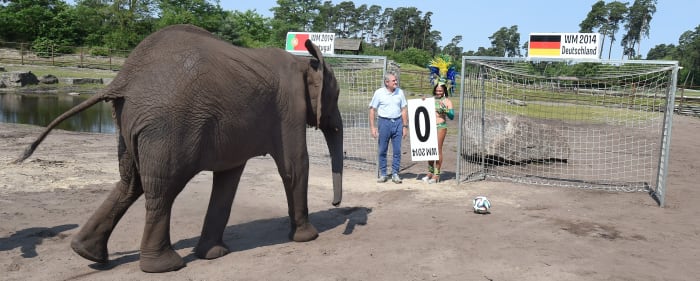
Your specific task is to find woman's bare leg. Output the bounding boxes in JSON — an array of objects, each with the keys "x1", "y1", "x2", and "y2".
[{"x1": 433, "y1": 128, "x2": 448, "y2": 182}]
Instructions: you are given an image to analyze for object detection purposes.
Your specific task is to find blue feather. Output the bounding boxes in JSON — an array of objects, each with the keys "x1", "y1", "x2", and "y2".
[{"x1": 446, "y1": 68, "x2": 457, "y2": 82}]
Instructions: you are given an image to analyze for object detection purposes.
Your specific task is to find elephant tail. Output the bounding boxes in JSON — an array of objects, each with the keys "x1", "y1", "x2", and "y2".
[{"x1": 13, "y1": 91, "x2": 112, "y2": 164}]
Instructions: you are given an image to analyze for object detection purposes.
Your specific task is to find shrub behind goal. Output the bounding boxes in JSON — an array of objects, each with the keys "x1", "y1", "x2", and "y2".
[{"x1": 457, "y1": 57, "x2": 678, "y2": 207}]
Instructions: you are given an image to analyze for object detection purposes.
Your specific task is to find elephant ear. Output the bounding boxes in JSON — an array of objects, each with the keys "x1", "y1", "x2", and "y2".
[{"x1": 305, "y1": 39, "x2": 324, "y2": 128}]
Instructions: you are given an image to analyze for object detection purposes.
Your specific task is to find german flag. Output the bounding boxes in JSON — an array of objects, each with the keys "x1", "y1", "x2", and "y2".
[{"x1": 529, "y1": 34, "x2": 561, "y2": 57}]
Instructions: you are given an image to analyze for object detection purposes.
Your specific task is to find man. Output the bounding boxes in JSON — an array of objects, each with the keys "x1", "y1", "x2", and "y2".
[{"x1": 369, "y1": 73, "x2": 408, "y2": 183}]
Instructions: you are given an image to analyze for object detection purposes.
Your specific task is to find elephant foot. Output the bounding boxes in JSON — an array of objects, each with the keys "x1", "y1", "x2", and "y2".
[
  {"x1": 71, "y1": 234, "x2": 108, "y2": 263},
  {"x1": 194, "y1": 242, "x2": 230, "y2": 259},
  {"x1": 139, "y1": 248, "x2": 185, "y2": 273},
  {"x1": 292, "y1": 223, "x2": 319, "y2": 242}
]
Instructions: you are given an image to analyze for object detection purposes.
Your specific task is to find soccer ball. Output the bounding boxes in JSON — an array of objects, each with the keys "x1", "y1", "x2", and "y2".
[{"x1": 472, "y1": 196, "x2": 491, "y2": 214}]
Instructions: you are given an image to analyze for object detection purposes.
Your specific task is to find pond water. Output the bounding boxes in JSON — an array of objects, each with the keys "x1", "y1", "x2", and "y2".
[{"x1": 0, "y1": 91, "x2": 115, "y2": 133}]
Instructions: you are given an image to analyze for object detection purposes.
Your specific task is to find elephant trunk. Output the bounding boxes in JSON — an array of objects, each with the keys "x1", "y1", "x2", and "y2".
[{"x1": 322, "y1": 118, "x2": 343, "y2": 207}]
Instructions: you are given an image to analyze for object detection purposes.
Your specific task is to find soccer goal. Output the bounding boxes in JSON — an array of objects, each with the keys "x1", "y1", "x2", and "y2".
[
  {"x1": 304, "y1": 54, "x2": 388, "y2": 171},
  {"x1": 456, "y1": 57, "x2": 679, "y2": 207}
]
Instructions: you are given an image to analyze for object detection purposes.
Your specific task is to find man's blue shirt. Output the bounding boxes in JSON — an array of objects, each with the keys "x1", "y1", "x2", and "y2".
[{"x1": 369, "y1": 87, "x2": 407, "y2": 118}]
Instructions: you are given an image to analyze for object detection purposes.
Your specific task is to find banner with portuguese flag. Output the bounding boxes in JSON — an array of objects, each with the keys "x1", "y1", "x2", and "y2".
[
  {"x1": 285, "y1": 32, "x2": 336, "y2": 55},
  {"x1": 286, "y1": 33, "x2": 310, "y2": 51}
]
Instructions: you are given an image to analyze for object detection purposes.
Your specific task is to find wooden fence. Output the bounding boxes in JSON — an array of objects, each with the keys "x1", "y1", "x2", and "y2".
[{"x1": 0, "y1": 42, "x2": 128, "y2": 71}]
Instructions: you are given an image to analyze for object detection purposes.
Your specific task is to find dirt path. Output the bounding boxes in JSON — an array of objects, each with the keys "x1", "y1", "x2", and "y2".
[{"x1": 1, "y1": 116, "x2": 699, "y2": 281}]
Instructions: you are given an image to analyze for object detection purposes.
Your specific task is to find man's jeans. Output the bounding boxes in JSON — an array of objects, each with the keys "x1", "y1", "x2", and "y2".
[{"x1": 377, "y1": 117, "x2": 403, "y2": 177}]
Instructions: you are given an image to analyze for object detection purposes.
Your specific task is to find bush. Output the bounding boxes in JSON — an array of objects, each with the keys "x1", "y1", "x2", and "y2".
[
  {"x1": 31, "y1": 37, "x2": 74, "y2": 58},
  {"x1": 391, "y1": 48, "x2": 432, "y2": 67},
  {"x1": 89, "y1": 47, "x2": 111, "y2": 57}
]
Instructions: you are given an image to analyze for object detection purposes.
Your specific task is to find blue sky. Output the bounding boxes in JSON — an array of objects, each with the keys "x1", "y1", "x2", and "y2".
[{"x1": 223, "y1": 0, "x2": 699, "y2": 59}]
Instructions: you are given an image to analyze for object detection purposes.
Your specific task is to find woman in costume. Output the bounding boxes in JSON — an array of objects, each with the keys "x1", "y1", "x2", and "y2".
[{"x1": 423, "y1": 55, "x2": 456, "y2": 184}]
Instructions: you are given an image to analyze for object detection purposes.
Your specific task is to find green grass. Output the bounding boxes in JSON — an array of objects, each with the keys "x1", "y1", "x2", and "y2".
[
  {"x1": 3, "y1": 64, "x2": 117, "y2": 79},
  {"x1": 679, "y1": 88, "x2": 700, "y2": 97},
  {"x1": 482, "y1": 100, "x2": 660, "y2": 123}
]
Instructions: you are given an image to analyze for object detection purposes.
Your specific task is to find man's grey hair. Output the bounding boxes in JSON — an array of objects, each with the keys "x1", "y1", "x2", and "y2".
[{"x1": 384, "y1": 73, "x2": 396, "y2": 81}]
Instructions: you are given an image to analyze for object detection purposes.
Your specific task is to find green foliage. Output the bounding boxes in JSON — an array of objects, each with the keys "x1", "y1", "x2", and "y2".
[
  {"x1": 0, "y1": 0, "x2": 71, "y2": 42},
  {"x1": 488, "y1": 26, "x2": 521, "y2": 57},
  {"x1": 622, "y1": 0, "x2": 657, "y2": 59},
  {"x1": 31, "y1": 37, "x2": 74, "y2": 58},
  {"x1": 89, "y1": 47, "x2": 111, "y2": 57},
  {"x1": 156, "y1": 0, "x2": 225, "y2": 32},
  {"x1": 646, "y1": 44, "x2": 677, "y2": 60},
  {"x1": 391, "y1": 48, "x2": 432, "y2": 66},
  {"x1": 217, "y1": 10, "x2": 273, "y2": 47}
]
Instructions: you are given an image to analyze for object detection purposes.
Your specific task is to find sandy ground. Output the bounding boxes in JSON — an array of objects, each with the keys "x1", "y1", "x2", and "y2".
[{"x1": 1, "y1": 115, "x2": 699, "y2": 281}]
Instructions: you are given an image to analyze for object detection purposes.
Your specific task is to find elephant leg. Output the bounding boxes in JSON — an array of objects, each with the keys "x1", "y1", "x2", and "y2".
[
  {"x1": 274, "y1": 152, "x2": 318, "y2": 242},
  {"x1": 137, "y1": 171, "x2": 190, "y2": 273},
  {"x1": 71, "y1": 134, "x2": 143, "y2": 263},
  {"x1": 195, "y1": 166, "x2": 244, "y2": 259}
]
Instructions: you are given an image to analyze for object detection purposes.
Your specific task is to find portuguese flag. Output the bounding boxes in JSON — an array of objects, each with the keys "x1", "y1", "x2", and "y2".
[
  {"x1": 286, "y1": 33, "x2": 310, "y2": 51},
  {"x1": 529, "y1": 34, "x2": 561, "y2": 57}
]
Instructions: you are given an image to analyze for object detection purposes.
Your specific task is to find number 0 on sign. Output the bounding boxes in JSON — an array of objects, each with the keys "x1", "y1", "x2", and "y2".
[{"x1": 407, "y1": 98, "x2": 439, "y2": 161}]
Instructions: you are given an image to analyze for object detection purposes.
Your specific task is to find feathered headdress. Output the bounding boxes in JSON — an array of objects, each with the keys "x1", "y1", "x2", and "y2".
[{"x1": 428, "y1": 54, "x2": 457, "y2": 95}]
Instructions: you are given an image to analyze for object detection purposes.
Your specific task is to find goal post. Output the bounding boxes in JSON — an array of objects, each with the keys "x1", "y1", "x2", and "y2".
[{"x1": 456, "y1": 56, "x2": 679, "y2": 207}]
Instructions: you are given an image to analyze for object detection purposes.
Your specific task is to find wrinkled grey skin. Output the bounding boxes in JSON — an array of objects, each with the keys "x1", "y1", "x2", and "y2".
[{"x1": 14, "y1": 24, "x2": 344, "y2": 273}]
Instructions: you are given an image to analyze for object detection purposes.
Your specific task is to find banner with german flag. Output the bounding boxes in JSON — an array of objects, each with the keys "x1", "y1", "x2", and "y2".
[
  {"x1": 285, "y1": 32, "x2": 336, "y2": 55},
  {"x1": 528, "y1": 33, "x2": 601, "y2": 59},
  {"x1": 529, "y1": 34, "x2": 561, "y2": 57}
]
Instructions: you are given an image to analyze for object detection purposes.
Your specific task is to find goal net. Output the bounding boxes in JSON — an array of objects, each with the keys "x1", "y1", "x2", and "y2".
[
  {"x1": 305, "y1": 54, "x2": 388, "y2": 171},
  {"x1": 457, "y1": 57, "x2": 678, "y2": 206}
]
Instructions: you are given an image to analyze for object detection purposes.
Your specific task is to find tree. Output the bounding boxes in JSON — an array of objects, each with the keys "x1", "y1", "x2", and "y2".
[
  {"x1": 676, "y1": 25, "x2": 700, "y2": 87},
  {"x1": 579, "y1": 0, "x2": 607, "y2": 33},
  {"x1": 96, "y1": 0, "x2": 159, "y2": 50},
  {"x1": 314, "y1": 1, "x2": 335, "y2": 33},
  {"x1": 646, "y1": 43, "x2": 676, "y2": 60},
  {"x1": 376, "y1": 7, "x2": 393, "y2": 49},
  {"x1": 521, "y1": 41, "x2": 529, "y2": 57},
  {"x1": 601, "y1": 1, "x2": 628, "y2": 59},
  {"x1": 332, "y1": 1, "x2": 356, "y2": 38},
  {"x1": 442, "y1": 35, "x2": 463, "y2": 60},
  {"x1": 69, "y1": 0, "x2": 113, "y2": 47},
  {"x1": 0, "y1": 0, "x2": 71, "y2": 42},
  {"x1": 487, "y1": 25, "x2": 520, "y2": 57},
  {"x1": 646, "y1": 25, "x2": 700, "y2": 87},
  {"x1": 420, "y1": 11, "x2": 433, "y2": 50},
  {"x1": 218, "y1": 10, "x2": 272, "y2": 47},
  {"x1": 621, "y1": 0, "x2": 657, "y2": 59},
  {"x1": 156, "y1": 0, "x2": 224, "y2": 31},
  {"x1": 269, "y1": 0, "x2": 321, "y2": 47},
  {"x1": 385, "y1": 7, "x2": 425, "y2": 52},
  {"x1": 363, "y1": 5, "x2": 382, "y2": 43},
  {"x1": 579, "y1": 1, "x2": 629, "y2": 59}
]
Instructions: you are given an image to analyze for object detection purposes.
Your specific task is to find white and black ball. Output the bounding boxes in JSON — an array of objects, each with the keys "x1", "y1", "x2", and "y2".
[{"x1": 472, "y1": 196, "x2": 491, "y2": 214}]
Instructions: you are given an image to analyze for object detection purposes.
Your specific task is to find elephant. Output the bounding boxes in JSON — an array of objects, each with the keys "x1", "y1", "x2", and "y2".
[{"x1": 14, "y1": 24, "x2": 344, "y2": 273}]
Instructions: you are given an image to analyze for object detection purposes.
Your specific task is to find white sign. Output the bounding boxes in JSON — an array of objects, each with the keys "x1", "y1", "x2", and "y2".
[
  {"x1": 285, "y1": 32, "x2": 335, "y2": 55},
  {"x1": 528, "y1": 33, "x2": 602, "y2": 59},
  {"x1": 407, "y1": 98, "x2": 439, "y2": 161}
]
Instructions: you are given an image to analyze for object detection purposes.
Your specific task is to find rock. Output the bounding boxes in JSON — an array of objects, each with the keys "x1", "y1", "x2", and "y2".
[
  {"x1": 0, "y1": 71, "x2": 39, "y2": 87},
  {"x1": 58, "y1": 77, "x2": 103, "y2": 85},
  {"x1": 507, "y1": 99, "x2": 526, "y2": 106},
  {"x1": 462, "y1": 114, "x2": 570, "y2": 164},
  {"x1": 39, "y1": 74, "x2": 59, "y2": 84}
]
